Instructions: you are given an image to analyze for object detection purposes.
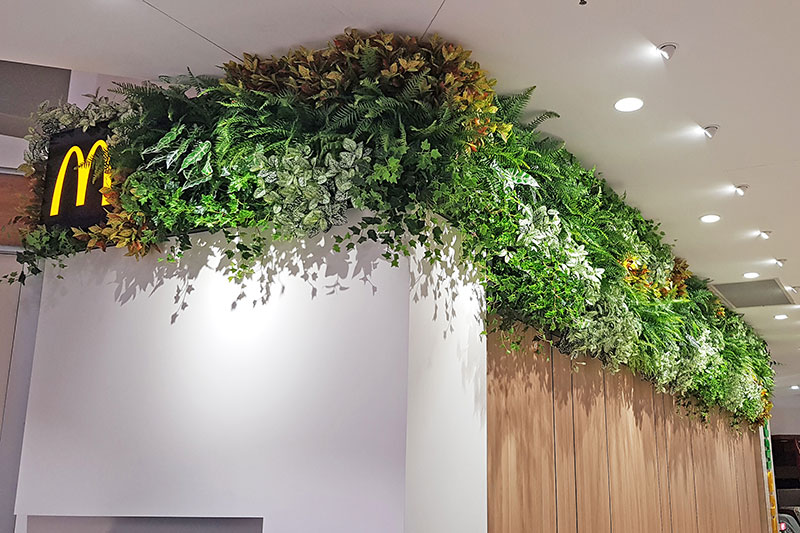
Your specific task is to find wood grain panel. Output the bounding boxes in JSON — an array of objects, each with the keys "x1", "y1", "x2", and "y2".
[
  {"x1": 605, "y1": 369, "x2": 663, "y2": 532},
  {"x1": 487, "y1": 331, "x2": 556, "y2": 533},
  {"x1": 0, "y1": 173, "x2": 32, "y2": 246},
  {"x1": 571, "y1": 356, "x2": 611, "y2": 533},
  {"x1": 552, "y1": 346, "x2": 577, "y2": 532},
  {"x1": 653, "y1": 392, "x2": 674, "y2": 533},
  {"x1": 662, "y1": 395, "x2": 700, "y2": 533},
  {"x1": 735, "y1": 429, "x2": 764, "y2": 532},
  {"x1": 749, "y1": 429, "x2": 770, "y2": 533},
  {"x1": 694, "y1": 412, "x2": 742, "y2": 532},
  {"x1": 487, "y1": 332, "x2": 769, "y2": 533}
]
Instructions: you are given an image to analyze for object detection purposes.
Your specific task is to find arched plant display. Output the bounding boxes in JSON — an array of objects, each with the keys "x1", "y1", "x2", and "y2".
[{"x1": 11, "y1": 30, "x2": 773, "y2": 424}]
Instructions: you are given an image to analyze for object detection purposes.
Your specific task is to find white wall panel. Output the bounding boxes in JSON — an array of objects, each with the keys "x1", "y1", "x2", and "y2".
[
  {"x1": 405, "y1": 241, "x2": 487, "y2": 533},
  {"x1": 16, "y1": 229, "x2": 411, "y2": 532},
  {"x1": 770, "y1": 405, "x2": 800, "y2": 435},
  {"x1": 15, "y1": 221, "x2": 488, "y2": 533}
]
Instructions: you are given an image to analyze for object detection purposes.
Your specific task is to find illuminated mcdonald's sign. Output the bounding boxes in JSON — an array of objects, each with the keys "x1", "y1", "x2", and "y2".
[
  {"x1": 42, "y1": 126, "x2": 111, "y2": 228},
  {"x1": 49, "y1": 139, "x2": 111, "y2": 216}
]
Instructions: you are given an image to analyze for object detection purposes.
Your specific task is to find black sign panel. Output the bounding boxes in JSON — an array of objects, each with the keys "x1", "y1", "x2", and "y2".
[{"x1": 41, "y1": 126, "x2": 110, "y2": 228}]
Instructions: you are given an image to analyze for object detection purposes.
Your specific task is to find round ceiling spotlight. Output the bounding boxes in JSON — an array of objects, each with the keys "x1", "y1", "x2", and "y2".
[
  {"x1": 792, "y1": 385, "x2": 800, "y2": 390},
  {"x1": 775, "y1": 258, "x2": 787, "y2": 268},
  {"x1": 743, "y1": 272, "x2": 760, "y2": 279},
  {"x1": 614, "y1": 97, "x2": 644, "y2": 112},
  {"x1": 734, "y1": 184, "x2": 749, "y2": 196},
  {"x1": 759, "y1": 230, "x2": 772, "y2": 240},
  {"x1": 699, "y1": 214, "x2": 721, "y2": 223},
  {"x1": 775, "y1": 314, "x2": 789, "y2": 320},
  {"x1": 658, "y1": 42, "x2": 678, "y2": 60},
  {"x1": 702, "y1": 124, "x2": 720, "y2": 138}
]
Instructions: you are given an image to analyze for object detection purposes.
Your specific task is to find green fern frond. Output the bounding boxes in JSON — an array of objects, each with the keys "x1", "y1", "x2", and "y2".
[{"x1": 496, "y1": 87, "x2": 535, "y2": 123}]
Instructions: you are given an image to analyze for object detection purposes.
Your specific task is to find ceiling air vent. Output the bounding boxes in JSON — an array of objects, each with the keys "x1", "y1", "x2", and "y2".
[{"x1": 709, "y1": 278, "x2": 795, "y2": 309}]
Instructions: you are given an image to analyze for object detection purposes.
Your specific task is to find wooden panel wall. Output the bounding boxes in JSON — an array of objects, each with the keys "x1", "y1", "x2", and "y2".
[
  {"x1": 0, "y1": 173, "x2": 33, "y2": 246},
  {"x1": 488, "y1": 334, "x2": 768, "y2": 533}
]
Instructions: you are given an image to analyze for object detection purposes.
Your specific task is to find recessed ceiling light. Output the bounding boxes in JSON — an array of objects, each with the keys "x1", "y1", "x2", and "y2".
[
  {"x1": 658, "y1": 43, "x2": 678, "y2": 60},
  {"x1": 699, "y1": 214, "x2": 720, "y2": 223},
  {"x1": 775, "y1": 258, "x2": 786, "y2": 268},
  {"x1": 702, "y1": 124, "x2": 719, "y2": 138},
  {"x1": 775, "y1": 314, "x2": 789, "y2": 320},
  {"x1": 792, "y1": 385, "x2": 800, "y2": 390},
  {"x1": 785, "y1": 286, "x2": 797, "y2": 293},
  {"x1": 743, "y1": 272, "x2": 760, "y2": 279},
  {"x1": 759, "y1": 230, "x2": 772, "y2": 240},
  {"x1": 614, "y1": 97, "x2": 644, "y2": 112},
  {"x1": 734, "y1": 184, "x2": 749, "y2": 196}
]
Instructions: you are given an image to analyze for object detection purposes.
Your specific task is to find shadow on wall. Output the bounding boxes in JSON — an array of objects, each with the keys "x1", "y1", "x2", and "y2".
[
  {"x1": 80, "y1": 214, "x2": 386, "y2": 324},
  {"x1": 408, "y1": 223, "x2": 485, "y2": 338},
  {"x1": 66, "y1": 210, "x2": 484, "y2": 335}
]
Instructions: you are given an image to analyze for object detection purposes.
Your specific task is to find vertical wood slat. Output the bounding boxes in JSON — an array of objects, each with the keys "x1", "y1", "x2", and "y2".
[
  {"x1": 663, "y1": 395, "x2": 700, "y2": 533},
  {"x1": 653, "y1": 392, "x2": 674, "y2": 533},
  {"x1": 735, "y1": 428, "x2": 764, "y2": 532},
  {"x1": 699, "y1": 412, "x2": 743, "y2": 531},
  {"x1": 572, "y1": 356, "x2": 612, "y2": 533},
  {"x1": 552, "y1": 346, "x2": 577, "y2": 533},
  {"x1": 605, "y1": 369, "x2": 663, "y2": 533},
  {"x1": 487, "y1": 331, "x2": 556, "y2": 533},
  {"x1": 487, "y1": 331, "x2": 769, "y2": 533}
]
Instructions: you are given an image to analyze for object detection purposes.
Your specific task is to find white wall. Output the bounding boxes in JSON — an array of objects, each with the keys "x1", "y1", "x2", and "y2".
[
  {"x1": 0, "y1": 135, "x2": 27, "y2": 171},
  {"x1": 16, "y1": 230, "x2": 410, "y2": 532},
  {"x1": 14, "y1": 223, "x2": 488, "y2": 533},
  {"x1": 770, "y1": 405, "x2": 800, "y2": 435},
  {"x1": 0, "y1": 253, "x2": 43, "y2": 533},
  {"x1": 67, "y1": 71, "x2": 144, "y2": 107},
  {"x1": 405, "y1": 239, "x2": 487, "y2": 533},
  {"x1": 0, "y1": 255, "x2": 21, "y2": 426}
]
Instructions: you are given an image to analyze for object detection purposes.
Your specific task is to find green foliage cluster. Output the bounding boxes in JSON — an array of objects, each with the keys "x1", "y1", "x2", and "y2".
[{"x1": 12, "y1": 31, "x2": 773, "y2": 424}]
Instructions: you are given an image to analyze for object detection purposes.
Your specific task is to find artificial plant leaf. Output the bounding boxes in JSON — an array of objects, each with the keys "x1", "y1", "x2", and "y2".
[
  {"x1": 180, "y1": 141, "x2": 211, "y2": 173},
  {"x1": 142, "y1": 123, "x2": 185, "y2": 154}
]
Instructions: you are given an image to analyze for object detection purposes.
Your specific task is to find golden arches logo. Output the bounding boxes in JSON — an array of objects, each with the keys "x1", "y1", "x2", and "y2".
[{"x1": 49, "y1": 139, "x2": 111, "y2": 217}]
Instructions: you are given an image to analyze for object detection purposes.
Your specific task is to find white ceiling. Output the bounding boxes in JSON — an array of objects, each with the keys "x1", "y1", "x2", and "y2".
[{"x1": 3, "y1": 0, "x2": 800, "y2": 413}]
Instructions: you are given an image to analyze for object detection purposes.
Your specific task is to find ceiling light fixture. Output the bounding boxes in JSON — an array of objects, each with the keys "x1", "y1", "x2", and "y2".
[
  {"x1": 699, "y1": 214, "x2": 721, "y2": 223},
  {"x1": 743, "y1": 272, "x2": 760, "y2": 279},
  {"x1": 759, "y1": 230, "x2": 772, "y2": 240},
  {"x1": 658, "y1": 43, "x2": 678, "y2": 60},
  {"x1": 775, "y1": 314, "x2": 789, "y2": 320},
  {"x1": 785, "y1": 286, "x2": 797, "y2": 293},
  {"x1": 702, "y1": 124, "x2": 720, "y2": 138},
  {"x1": 734, "y1": 184, "x2": 749, "y2": 196},
  {"x1": 792, "y1": 385, "x2": 800, "y2": 390},
  {"x1": 775, "y1": 258, "x2": 786, "y2": 267},
  {"x1": 614, "y1": 97, "x2": 644, "y2": 112}
]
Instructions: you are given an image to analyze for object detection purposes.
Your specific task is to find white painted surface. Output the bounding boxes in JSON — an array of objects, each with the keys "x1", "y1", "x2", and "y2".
[
  {"x1": 14, "y1": 223, "x2": 488, "y2": 532},
  {"x1": 16, "y1": 230, "x2": 411, "y2": 532},
  {"x1": 405, "y1": 240, "x2": 487, "y2": 533},
  {"x1": 0, "y1": 255, "x2": 21, "y2": 424},
  {"x1": 67, "y1": 71, "x2": 145, "y2": 108},
  {"x1": 769, "y1": 405, "x2": 800, "y2": 435},
  {"x1": 0, "y1": 135, "x2": 27, "y2": 171},
  {"x1": 0, "y1": 254, "x2": 42, "y2": 533}
]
